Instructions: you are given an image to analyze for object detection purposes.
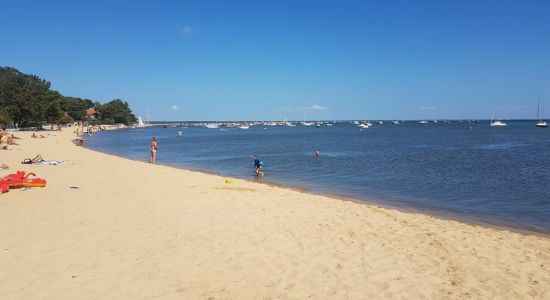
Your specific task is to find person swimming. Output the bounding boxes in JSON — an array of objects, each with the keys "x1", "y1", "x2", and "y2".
[
  {"x1": 251, "y1": 155, "x2": 264, "y2": 176},
  {"x1": 314, "y1": 151, "x2": 321, "y2": 157}
]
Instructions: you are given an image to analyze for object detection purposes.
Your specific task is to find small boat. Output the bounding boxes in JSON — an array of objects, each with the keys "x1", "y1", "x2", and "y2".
[
  {"x1": 204, "y1": 123, "x2": 219, "y2": 129},
  {"x1": 418, "y1": 120, "x2": 428, "y2": 125},
  {"x1": 536, "y1": 121, "x2": 548, "y2": 128},
  {"x1": 283, "y1": 120, "x2": 295, "y2": 127},
  {"x1": 490, "y1": 120, "x2": 507, "y2": 127},
  {"x1": 358, "y1": 123, "x2": 372, "y2": 129},
  {"x1": 391, "y1": 120, "x2": 400, "y2": 125},
  {"x1": 490, "y1": 107, "x2": 507, "y2": 127},
  {"x1": 238, "y1": 124, "x2": 250, "y2": 129},
  {"x1": 535, "y1": 98, "x2": 547, "y2": 128},
  {"x1": 300, "y1": 122, "x2": 314, "y2": 126}
]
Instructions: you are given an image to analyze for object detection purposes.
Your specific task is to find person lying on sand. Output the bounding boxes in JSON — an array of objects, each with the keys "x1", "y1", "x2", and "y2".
[
  {"x1": 6, "y1": 136, "x2": 18, "y2": 145},
  {"x1": 31, "y1": 133, "x2": 38, "y2": 138},
  {"x1": 21, "y1": 154, "x2": 45, "y2": 165}
]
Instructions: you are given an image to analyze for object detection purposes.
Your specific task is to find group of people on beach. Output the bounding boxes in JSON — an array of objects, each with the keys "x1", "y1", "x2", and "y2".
[
  {"x1": 31, "y1": 133, "x2": 45, "y2": 139},
  {"x1": 0, "y1": 128, "x2": 20, "y2": 150}
]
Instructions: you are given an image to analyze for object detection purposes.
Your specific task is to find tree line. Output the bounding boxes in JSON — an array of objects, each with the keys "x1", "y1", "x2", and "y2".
[{"x1": 0, "y1": 66, "x2": 137, "y2": 128}]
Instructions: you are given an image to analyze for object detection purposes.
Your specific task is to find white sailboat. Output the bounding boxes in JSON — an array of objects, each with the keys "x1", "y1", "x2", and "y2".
[
  {"x1": 490, "y1": 107, "x2": 507, "y2": 127},
  {"x1": 282, "y1": 119, "x2": 295, "y2": 127},
  {"x1": 137, "y1": 116, "x2": 145, "y2": 127},
  {"x1": 536, "y1": 98, "x2": 547, "y2": 128}
]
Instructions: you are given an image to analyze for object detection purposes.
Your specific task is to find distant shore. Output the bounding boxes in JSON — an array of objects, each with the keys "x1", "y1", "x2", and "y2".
[{"x1": 0, "y1": 129, "x2": 549, "y2": 299}]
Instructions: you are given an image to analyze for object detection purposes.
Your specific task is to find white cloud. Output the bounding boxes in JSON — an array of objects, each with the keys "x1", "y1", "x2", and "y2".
[
  {"x1": 307, "y1": 104, "x2": 328, "y2": 111},
  {"x1": 182, "y1": 26, "x2": 193, "y2": 37},
  {"x1": 171, "y1": 105, "x2": 178, "y2": 111}
]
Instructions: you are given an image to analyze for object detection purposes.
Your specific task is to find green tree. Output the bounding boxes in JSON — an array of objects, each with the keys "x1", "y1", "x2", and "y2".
[
  {"x1": 97, "y1": 99, "x2": 137, "y2": 125},
  {"x1": 0, "y1": 66, "x2": 137, "y2": 127},
  {"x1": 59, "y1": 97, "x2": 94, "y2": 121}
]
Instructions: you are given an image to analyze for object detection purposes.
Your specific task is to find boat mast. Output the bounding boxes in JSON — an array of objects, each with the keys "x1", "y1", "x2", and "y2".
[{"x1": 537, "y1": 98, "x2": 542, "y2": 121}]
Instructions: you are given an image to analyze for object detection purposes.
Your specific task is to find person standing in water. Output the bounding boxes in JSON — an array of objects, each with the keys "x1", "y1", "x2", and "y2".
[
  {"x1": 251, "y1": 155, "x2": 264, "y2": 176},
  {"x1": 149, "y1": 137, "x2": 158, "y2": 164},
  {"x1": 177, "y1": 130, "x2": 183, "y2": 137}
]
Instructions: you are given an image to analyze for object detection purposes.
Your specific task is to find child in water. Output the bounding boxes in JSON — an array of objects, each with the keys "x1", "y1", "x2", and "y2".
[{"x1": 251, "y1": 155, "x2": 264, "y2": 176}]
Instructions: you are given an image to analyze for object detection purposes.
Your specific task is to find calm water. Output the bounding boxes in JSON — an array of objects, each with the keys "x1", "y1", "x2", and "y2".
[{"x1": 86, "y1": 121, "x2": 550, "y2": 233}]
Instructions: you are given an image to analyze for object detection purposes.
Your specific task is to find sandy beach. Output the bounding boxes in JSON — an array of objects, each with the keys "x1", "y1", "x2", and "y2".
[{"x1": 0, "y1": 130, "x2": 549, "y2": 299}]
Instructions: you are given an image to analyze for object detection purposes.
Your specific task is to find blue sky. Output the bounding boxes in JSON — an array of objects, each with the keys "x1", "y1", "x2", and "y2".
[{"x1": 2, "y1": 0, "x2": 550, "y2": 120}]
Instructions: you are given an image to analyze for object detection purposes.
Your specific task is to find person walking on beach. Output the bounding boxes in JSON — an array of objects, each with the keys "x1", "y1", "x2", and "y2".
[{"x1": 149, "y1": 137, "x2": 158, "y2": 164}]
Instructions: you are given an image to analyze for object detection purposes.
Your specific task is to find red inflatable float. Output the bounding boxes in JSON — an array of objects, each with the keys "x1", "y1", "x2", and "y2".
[{"x1": 0, "y1": 171, "x2": 47, "y2": 194}]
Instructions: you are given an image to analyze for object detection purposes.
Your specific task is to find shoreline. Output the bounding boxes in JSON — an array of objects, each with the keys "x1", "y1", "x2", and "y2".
[
  {"x1": 86, "y1": 137, "x2": 550, "y2": 237},
  {"x1": 1, "y1": 130, "x2": 549, "y2": 299}
]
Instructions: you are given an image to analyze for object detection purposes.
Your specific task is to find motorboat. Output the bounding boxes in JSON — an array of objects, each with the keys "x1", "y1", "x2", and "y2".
[{"x1": 490, "y1": 107, "x2": 507, "y2": 127}]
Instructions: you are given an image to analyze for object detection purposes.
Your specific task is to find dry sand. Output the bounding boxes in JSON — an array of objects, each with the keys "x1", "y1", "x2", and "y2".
[{"x1": 0, "y1": 130, "x2": 549, "y2": 299}]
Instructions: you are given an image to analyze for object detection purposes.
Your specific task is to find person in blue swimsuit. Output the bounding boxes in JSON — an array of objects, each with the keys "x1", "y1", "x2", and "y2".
[{"x1": 251, "y1": 155, "x2": 264, "y2": 176}]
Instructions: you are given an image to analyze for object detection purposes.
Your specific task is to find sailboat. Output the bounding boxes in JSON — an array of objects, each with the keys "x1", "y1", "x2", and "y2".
[
  {"x1": 282, "y1": 118, "x2": 295, "y2": 127},
  {"x1": 137, "y1": 116, "x2": 145, "y2": 127},
  {"x1": 535, "y1": 98, "x2": 548, "y2": 128},
  {"x1": 490, "y1": 107, "x2": 507, "y2": 127}
]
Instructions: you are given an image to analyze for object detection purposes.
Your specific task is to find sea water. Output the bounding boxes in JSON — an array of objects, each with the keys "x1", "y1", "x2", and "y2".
[{"x1": 86, "y1": 121, "x2": 550, "y2": 233}]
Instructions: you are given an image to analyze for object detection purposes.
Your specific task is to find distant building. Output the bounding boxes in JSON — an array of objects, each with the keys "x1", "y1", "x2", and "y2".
[{"x1": 86, "y1": 107, "x2": 100, "y2": 119}]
